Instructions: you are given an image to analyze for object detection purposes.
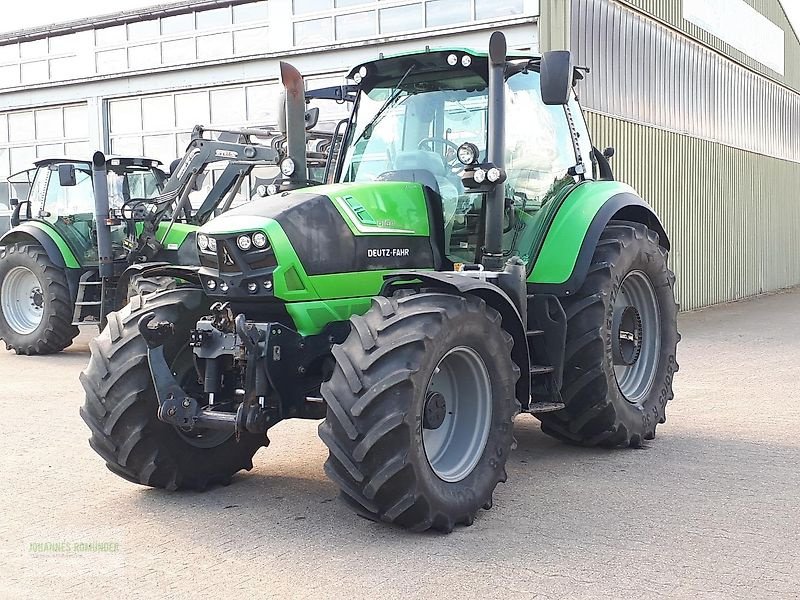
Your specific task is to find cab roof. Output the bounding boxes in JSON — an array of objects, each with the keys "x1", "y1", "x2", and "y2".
[{"x1": 32, "y1": 156, "x2": 162, "y2": 168}]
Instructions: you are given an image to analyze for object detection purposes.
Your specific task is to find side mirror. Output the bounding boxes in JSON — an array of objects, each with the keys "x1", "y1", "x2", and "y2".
[
  {"x1": 10, "y1": 198, "x2": 30, "y2": 226},
  {"x1": 9, "y1": 197, "x2": 19, "y2": 208},
  {"x1": 58, "y1": 163, "x2": 77, "y2": 187},
  {"x1": 305, "y1": 107, "x2": 319, "y2": 131},
  {"x1": 603, "y1": 147, "x2": 615, "y2": 159},
  {"x1": 540, "y1": 50, "x2": 574, "y2": 106}
]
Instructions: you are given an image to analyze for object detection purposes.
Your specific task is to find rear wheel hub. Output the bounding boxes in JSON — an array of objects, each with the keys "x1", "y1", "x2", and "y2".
[{"x1": 1, "y1": 266, "x2": 45, "y2": 335}]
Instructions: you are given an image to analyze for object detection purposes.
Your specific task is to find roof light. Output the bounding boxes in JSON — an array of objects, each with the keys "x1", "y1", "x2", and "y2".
[
  {"x1": 461, "y1": 55, "x2": 472, "y2": 67},
  {"x1": 446, "y1": 53, "x2": 458, "y2": 66},
  {"x1": 487, "y1": 167, "x2": 504, "y2": 183},
  {"x1": 473, "y1": 168, "x2": 486, "y2": 184}
]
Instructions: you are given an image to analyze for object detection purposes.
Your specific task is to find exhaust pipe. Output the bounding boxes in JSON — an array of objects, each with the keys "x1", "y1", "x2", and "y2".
[
  {"x1": 279, "y1": 61, "x2": 307, "y2": 183},
  {"x1": 91, "y1": 151, "x2": 113, "y2": 280},
  {"x1": 482, "y1": 31, "x2": 507, "y2": 271}
]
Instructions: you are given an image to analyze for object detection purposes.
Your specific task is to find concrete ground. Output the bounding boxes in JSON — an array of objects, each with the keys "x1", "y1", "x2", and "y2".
[{"x1": 1, "y1": 288, "x2": 799, "y2": 599}]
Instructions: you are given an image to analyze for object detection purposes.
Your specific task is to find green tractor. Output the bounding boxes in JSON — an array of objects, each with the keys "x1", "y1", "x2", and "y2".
[
  {"x1": 0, "y1": 129, "x2": 281, "y2": 355},
  {"x1": 80, "y1": 32, "x2": 679, "y2": 532}
]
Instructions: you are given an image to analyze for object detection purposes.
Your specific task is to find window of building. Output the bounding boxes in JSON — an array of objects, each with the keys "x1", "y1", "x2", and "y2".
[
  {"x1": 426, "y1": 0, "x2": 471, "y2": 27},
  {"x1": 109, "y1": 99, "x2": 142, "y2": 135},
  {"x1": 95, "y1": 25, "x2": 127, "y2": 47},
  {"x1": 96, "y1": 48, "x2": 127, "y2": 74},
  {"x1": 21, "y1": 60, "x2": 48, "y2": 84},
  {"x1": 128, "y1": 20, "x2": 160, "y2": 42},
  {"x1": 34, "y1": 109, "x2": 64, "y2": 140},
  {"x1": 233, "y1": 27, "x2": 270, "y2": 55},
  {"x1": 233, "y1": 2, "x2": 269, "y2": 24},
  {"x1": 162, "y1": 13, "x2": 195, "y2": 35},
  {"x1": 0, "y1": 44, "x2": 18, "y2": 64},
  {"x1": 379, "y1": 4, "x2": 423, "y2": 34},
  {"x1": 128, "y1": 43, "x2": 161, "y2": 70},
  {"x1": 8, "y1": 112, "x2": 36, "y2": 142},
  {"x1": 20, "y1": 39, "x2": 48, "y2": 59},
  {"x1": 294, "y1": 0, "x2": 332, "y2": 15},
  {"x1": 162, "y1": 38, "x2": 196, "y2": 64},
  {"x1": 475, "y1": 0, "x2": 524, "y2": 20},
  {"x1": 197, "y1": 33, "x2": 233, "y2": 60},
  {"x1": 294, "y1": 18, "x2": 333, "y2": 46},
  {"x1": 335, "y1": 11, "x2": 375, "y2": 40},
  {"x1": 197, "y1": 7, "x2": 232, "y2": 30}
]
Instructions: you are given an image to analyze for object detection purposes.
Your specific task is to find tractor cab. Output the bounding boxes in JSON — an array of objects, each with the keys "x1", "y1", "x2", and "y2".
[
  {"x1": 337, "y1": 48, "x2": 594, "y2": 268},
  {"x1": 8, "y1": 157, "x2": 165, "y2": 266}
]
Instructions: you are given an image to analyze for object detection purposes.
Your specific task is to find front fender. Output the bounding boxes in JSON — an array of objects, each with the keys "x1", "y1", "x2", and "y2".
[
  {"x1": 381, "y1": 271, "x2": 532, "y2": 411},
  {"x1": 528, "y1": 182, "x2": 669, "y2": 296},
  {"x1": 0, "y1": 222, "x2": 81, "y2": 299}
]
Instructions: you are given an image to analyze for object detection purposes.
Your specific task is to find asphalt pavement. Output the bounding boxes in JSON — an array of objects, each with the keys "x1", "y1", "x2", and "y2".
[{"x1": 1, "y1": 287, "x2": 798, "y2": 599}]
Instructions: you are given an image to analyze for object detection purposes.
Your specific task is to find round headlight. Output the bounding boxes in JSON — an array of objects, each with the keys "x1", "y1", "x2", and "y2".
[
  {"x1": 219, "y1": 282, "x2": 228, "y2": 292},
  {"x1": 446, "y1": 53, "x2": 458, "y2": 66},
  {"x1": 197, "y1": 233, "x2": 209, "y2": 251},
  {"x1": 487, "y1": 167, "x2": 502, "y2": 183},
  {"x1": 267, "y1": 183, "x2": 278, "y2": 196},
  {"x1": 461, "y1": 55, "x2": 472, "y2": 67},
  {"x1": 456, "y1": 142, "x2": 479, "y2": 166},
  {"x1": 263, "y1": 280, "x2": 273, "y2": 290},
  {"x1": 256, "y1": 184, "x2": 268, "y2": 197},
  {"x1": 252, "y1": 232, "x2": 268, "y2": 248},
  {"x1": 280, "y1": 157, "x2": 296, "y2": 177},
  {"x1": 206, "y1": 279, "x2": 216, "y2": 290},
  {"x1": 473, "y1": 168, "x2": 486, "y2": 184},
  {"x1": 207, "y1": 237, "x2": 217, "y2": 252},
  {"x1": 237, "y1": 234, "x2": 252, "y2": 251},
  {"x1": 358, "y1": 66, "x2": 368, "y2": 78},
  {"x1": 247, "y1": 282, "x2": 259, "y2": 294},
  {"x1": 353, "y1": 72, "x2": 363, "y2": 84}
]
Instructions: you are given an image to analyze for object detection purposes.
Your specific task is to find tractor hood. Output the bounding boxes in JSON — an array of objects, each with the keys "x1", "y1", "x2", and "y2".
[
  {"x1": 195, "y1": 181, "x2": 439, "y2": 304},
  {"x1": 202, "y1": 181, "x2": 431, "y2": 238}
]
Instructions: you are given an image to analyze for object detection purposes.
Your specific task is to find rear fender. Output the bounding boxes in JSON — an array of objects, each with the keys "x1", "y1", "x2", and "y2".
[
  {"x1": 381, "y1": 271, "x2": 531, "y2": 411},
  {"x1": 528, "y1": 185, "x2": 669, "y2": 296}
]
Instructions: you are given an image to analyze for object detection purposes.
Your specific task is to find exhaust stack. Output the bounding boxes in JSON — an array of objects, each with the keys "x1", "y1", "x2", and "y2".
[
  {"x1": 279, "y1": 61, "x2": 308, "y2": 183},
  {"x1": 91, "y1": 151, "x2": 113, "y2": 280},
  {"x1": 482, "y1": 31, "x2": 507, "y2": 271}
]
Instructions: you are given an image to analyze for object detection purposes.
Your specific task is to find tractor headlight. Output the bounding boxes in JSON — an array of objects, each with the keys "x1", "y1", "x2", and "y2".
[
  {"x1": 280, "y1": 157, "x2": 296, "y2": 177},
  {"x1": 252, "y1": 232, "x2": 268, "y2": 248},
  {"x1": 446, "y1": 53, "x2": 458, "y2": 66},
  {"x1": 456, "y1": 142, "x2": 479, "y2": 166},
  {"x1": 256, "y1": 184, "x2": 268, "y2": 197},
  {"x1": 486, "y1": 167, "x2": 505, "y2": 183},
  {"x1": 206, "y1": 279, "x2": 217, "y2": 290},
  {"x1": 207, "y1": 237, "x2": 217, "y2": 252},
  {"x1": 461, "y1": 55, "x2": 472, "y2": 67},
  {"x1": 197, "y1": 233, "x2": 209, "y2": 251},
  {"x1": 237, "y1": 234, "x2": 252, "y2": 251},
  {"x1": 267, "y1": 183, "x2": 278, "y2": 196},
  {"x1": 473, "y1": 168, "x2": 486, "y2": 184}
]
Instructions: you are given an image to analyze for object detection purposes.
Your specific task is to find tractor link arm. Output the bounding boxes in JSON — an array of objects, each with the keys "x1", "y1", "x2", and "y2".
[{"x1": 137, "y1": 313, "x2": 268, "y2": 436}]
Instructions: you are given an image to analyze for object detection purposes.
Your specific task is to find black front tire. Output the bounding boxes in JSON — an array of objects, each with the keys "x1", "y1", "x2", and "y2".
[
  {"x1": 320, "y1": 293, "x2": 520, "y2": 532},
  {"x1": 0, "y1": 243, "x2": 79, "y2": 355},
  {"x1": 538, "y1": 221, "x2": 680, "y2": 447},
  {"x1": 80, "y1": 288, "x2": 265, "y2": 490}
]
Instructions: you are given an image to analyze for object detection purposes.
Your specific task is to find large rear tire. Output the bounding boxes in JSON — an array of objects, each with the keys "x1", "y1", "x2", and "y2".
[
  {"x1": 0, "y1": 243, "x2": 79, "y2": 355},
  {"x1": 80, "y1": 288, "x2": 265, "y2": 490},
  {"x1": 320, "y1": 293, "x2": 520, "y2": 532},
  {"x1": 538, "y1": 221, "x2": 679, "y2": 447}
]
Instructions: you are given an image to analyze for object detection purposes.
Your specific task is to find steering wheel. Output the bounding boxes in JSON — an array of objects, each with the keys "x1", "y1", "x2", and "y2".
[{"x1": 418, "y1": 137, "x2": 462, "y2": 170}]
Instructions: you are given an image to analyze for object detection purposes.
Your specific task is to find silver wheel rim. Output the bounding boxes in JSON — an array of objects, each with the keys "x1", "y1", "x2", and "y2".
[
  {"x1": 423, "y1": 346, "x2": 492, "y2": 483},
  {"x1": 1, "y1": 266, "x2": 45, "y2": 335},
  {"x1": 612, "y1": 270, "x2": 661, "y2": 403}
]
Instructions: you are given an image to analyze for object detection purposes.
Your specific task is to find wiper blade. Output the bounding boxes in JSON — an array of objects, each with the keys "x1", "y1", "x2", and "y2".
[{"x1": 356, "y1": 64, "x2": 415, "y2": 143}]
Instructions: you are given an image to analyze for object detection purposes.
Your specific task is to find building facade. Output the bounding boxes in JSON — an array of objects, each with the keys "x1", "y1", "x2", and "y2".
[{"x1": 0, "y1": 0, "x2": 797, "y2": 310}]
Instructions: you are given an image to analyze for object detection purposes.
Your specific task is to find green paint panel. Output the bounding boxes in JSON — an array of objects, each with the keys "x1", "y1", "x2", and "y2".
[
  {"x1": 286, "y1": 297, "x2": 373, "y2": 336},
  {"x1": 155, "y1": 222, "x2": 196, "y2": 248},
  {"x1": 321, "y1": 182, "x2": 430, "y2": 236},
  {"x1": 19, "y1": 221, "x2": 81, "y2": 268},
  {"x1": 529, "y1": 180, "x2": 634, "y2": 284}
]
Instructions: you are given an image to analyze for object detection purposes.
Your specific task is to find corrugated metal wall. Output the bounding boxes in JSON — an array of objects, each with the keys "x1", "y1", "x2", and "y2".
[
  {"x1": 617, "y1": 0, "x2": 800, "y2": 92},
  {"x1": 571, "y1": 0, "x2": 800, "y2": 310},
  {"x1": 586, "y1": 112, "x2": 800, "y2": 309}
]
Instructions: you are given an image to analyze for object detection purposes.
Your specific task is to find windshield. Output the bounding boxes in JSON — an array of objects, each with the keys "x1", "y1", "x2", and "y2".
[{"x1": 338, "y1": 69, "x2": 579, "y2": 263}]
